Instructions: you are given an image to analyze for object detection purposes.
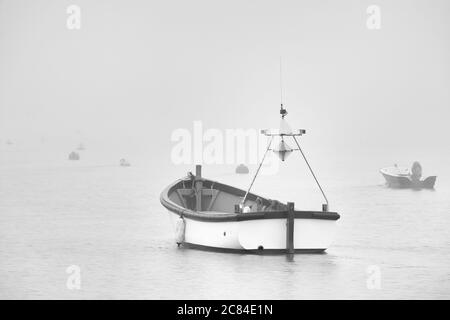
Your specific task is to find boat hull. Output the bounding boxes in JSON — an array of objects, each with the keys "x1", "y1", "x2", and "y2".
[
  {"x1": 161, "y1": 169, "x2": 340, "y2": 254},
  {"x1": 380, "y1": 171, "x2": 436, "y2": 189},
  {"x1": 168, "y1": 211, "x2": 338, "y2": 253}
]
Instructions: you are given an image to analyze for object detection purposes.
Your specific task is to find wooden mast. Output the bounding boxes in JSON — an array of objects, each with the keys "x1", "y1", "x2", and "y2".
[{"x1": 195, "y1": 165, "x2": 203, "y2": 211}]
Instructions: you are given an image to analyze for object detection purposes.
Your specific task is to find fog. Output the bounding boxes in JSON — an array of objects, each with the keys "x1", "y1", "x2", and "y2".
[{"x1": 1, "y1": 0, "x2": 449, "y2": 159}]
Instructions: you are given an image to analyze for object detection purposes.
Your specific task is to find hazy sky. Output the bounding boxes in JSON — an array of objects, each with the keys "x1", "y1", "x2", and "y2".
[{"x1": 1, "y1": 0, "x2": 449, "y2": 155}]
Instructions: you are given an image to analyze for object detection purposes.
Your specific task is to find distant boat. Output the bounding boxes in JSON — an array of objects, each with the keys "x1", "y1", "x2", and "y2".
[
  {"x1": 380, "y1": 162, "x2": 436, "y2": 189},
  {"x1": 77, "y1": 143, "x2": 85, "y2": 151},
  {"x1": 235, "y1": 164, "x2": 249, "y2": 174},
  {"x1": 119, "y1": 158, "x2": 131, "y2": 167},
  {"x1": 68, "y1": 151, "x2": 80, "y2": 160}
]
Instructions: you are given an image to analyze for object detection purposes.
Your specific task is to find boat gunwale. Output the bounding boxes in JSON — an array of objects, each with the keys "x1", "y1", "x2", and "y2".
[
  {"x1": 379, "y1": 167, "x2": 436, "y2": 180},
  {"x1": 380, "y1": 169, "x2": 437, "y2": 183},
  {"x1": 160, "y1": 176, "x2": 340, "y2": 222},
  {"x1": 181, "y1": 242, "x2": 327, "y2": 254}
]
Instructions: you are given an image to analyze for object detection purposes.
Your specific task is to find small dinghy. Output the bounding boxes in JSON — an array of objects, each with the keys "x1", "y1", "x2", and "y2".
[
  {"x1": 68, "y1": 151, "x2": 80, "y2": 160},
  {"x1": 119, "y1": 158, "x2": 131, "y2": 167},
  {"x1": 235, "y1": 163, "x2": 249, "y2": 174},
  {"x1": 161, "y1": 105, "x2": 340, "y2": 254},
  {"x1": 380, "y1": 162, "x2": 436, "y2": 189}
]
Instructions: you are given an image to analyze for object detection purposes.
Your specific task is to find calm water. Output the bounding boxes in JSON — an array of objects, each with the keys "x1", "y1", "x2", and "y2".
[{"x1": 1, "y1": 141, "x2": 449, "y2": 299}]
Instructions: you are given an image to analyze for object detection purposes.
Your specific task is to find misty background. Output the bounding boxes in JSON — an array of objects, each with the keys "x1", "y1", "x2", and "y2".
[{"x1": 1, "y1": 0, "x2": 449, "y2": 162}]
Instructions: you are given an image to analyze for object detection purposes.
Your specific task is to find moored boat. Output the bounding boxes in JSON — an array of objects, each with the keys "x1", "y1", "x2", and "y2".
[
  {"x1": 161, "y1": 165, "x2": 340, "y2": 253},
  {"x1": 68, "y1": 151, "x2": 80, "y2": 160},
  {"x1": 380, "y1": 162, "x2": 436, "y2": 189},
  {"x1": 161, "y1": 103, "x2": 340, "y2": 254},
  {"x1": 119, "y1": 158, "x2": 131, "y2": 167}
]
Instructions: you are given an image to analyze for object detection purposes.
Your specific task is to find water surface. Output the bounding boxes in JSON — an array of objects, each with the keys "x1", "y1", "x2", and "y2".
[{"x1": 1, "y1": 142, "x2": 449, "y2": 299}]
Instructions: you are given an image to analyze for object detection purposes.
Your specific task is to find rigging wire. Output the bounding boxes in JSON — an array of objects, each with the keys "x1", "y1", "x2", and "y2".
[
  {"x1": 292, "y1": 136, "x2": 329, "y2": 205},
  {"x1": 240, "y1": 136, "x2": 274, "y2": 208}
]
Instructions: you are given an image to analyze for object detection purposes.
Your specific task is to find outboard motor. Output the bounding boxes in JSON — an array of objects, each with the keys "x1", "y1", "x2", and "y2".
[{"x1": 411, "y1": 161, "x2": 422, "y2": 181}]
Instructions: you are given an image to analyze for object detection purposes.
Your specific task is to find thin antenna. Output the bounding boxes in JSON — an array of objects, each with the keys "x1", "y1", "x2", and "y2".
[
  {"x1": 279, "y1": 57, "x2": 287, "y2": 119},
  {"x1": 279, "y1": 57, "x2": 283, "y2": 108}
]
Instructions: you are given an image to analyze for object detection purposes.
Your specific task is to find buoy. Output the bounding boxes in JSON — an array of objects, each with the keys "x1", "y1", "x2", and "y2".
[
  {"x1": 175, "y1": 217, "x2": 185, "y2": 246},
  {"x1": 235, "y1": 164, "x2": 249, "y2": 174}
]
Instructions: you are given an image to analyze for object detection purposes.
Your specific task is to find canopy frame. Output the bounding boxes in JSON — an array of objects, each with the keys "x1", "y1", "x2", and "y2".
[{"x1": 240, "y1": 107, "x2": 329, "y2": 212}]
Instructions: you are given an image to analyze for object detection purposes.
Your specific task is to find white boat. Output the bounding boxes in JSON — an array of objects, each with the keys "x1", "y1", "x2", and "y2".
[
  {"x1": 161, "y1": 166, "x2": 339, "y2": 253},
  {"x1": 160, "y1": 104, "x2": 340, "y2": 254},
  {"x1": 380, "y1": 162, "x2": 436, "y2": 189}
]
